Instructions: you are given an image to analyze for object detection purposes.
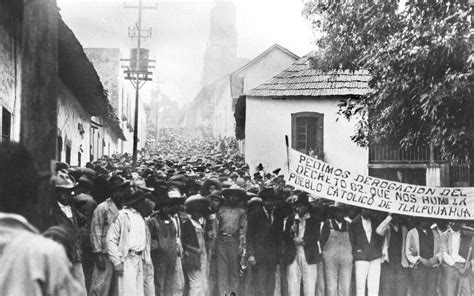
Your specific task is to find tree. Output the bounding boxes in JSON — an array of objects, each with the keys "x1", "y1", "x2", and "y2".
[{"x1": 303, "y1": 0, "x2": 474, "y2": 161}]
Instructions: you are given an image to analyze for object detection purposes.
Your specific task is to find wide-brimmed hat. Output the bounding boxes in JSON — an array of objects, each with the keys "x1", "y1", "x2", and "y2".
[
  {"x1": 51, "y1": 172, "x2": 75, "y2": 190},
  {"x1": 167, "y1": 180, "x2": 186, "y2": 193},
  {"x1": 107, "y1": 175, "x2": 130, "y2": 192},
  {"x1": 222, "y1": 184, "x2": 248, "y2": 201},
  {"x1": 247, "y1": 196, "x2": 263, "y2": 206},
  {"x1": 201, "y1": 178, "x2": 222, "y2": 196},
  {"x1": 168, "y1": 189, "x2": 185, "y2": 205},
  {"x1": 185, "y1": 194, "x2": 210, "y2": 211},
  {"x1": 221, "y1": 180, "x2": 234, "y2": 189},
  {"x1": 122, "y1": 189, "x2": 146, "y2": 206},
  {"x1": 131, "y1": 176, "x2": 154, "y2": 192},
  {"x1": 75, "y1": 176, "x2": 93, "y2": 188},
  {"x1": 258, "y1": 187, "x2": 277, "y2": 201},
  {"x1": 294, "y1": 192, "x2": 311, "y2": 207},
  {"x1": 329, "y1": 202, "x2": 347, "y2": 212},
  {"x1": 154, "y1": 195, "x2": 174, "y2": 208}
]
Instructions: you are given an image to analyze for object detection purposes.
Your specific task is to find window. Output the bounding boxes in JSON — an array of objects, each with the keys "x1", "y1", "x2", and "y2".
[
  {"x1": 2, "y1": 108, "x2": 11, "y2": 142},
  {"x1": 291, "y1": 112, "x2": 324, "y2": 159}
]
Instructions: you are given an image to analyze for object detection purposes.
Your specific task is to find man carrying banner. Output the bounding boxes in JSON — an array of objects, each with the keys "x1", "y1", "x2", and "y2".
[{"x1": 283, "y1": 192, "x2": 321, "y2": 296}]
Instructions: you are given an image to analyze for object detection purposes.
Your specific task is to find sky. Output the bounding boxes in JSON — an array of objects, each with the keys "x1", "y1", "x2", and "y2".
[{"x1": 57, "y1": 0, "x2": 316, "y2": 105}]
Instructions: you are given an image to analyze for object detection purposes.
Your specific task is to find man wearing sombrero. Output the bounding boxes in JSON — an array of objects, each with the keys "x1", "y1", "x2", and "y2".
[
  {"x1": 90, "y1": 175, "x2": 130, "y2": 296},
  {"x1": 106, "y1": 189, "x2": 154, "y2": 296},
  {"x1": 147, "y1": 195, "x2": 178, "y2": 296},
  {"x1": 216, "y1": 184, "x2": 247, "y2": 296}
]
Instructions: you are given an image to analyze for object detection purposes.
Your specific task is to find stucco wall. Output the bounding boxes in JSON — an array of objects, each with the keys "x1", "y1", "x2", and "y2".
[
  {"x1": 240, "y1": 49, "x2": 297, "y2": 93},
  {"x1": 212, "y1": 47, "x2": 298, "y2": 139},
  {"x1": 212, "y1": 79, "x2": 232, "y2": 138},
  {"x1": 0, "y1": 11, "x2": 21, "y2": 142},
  {"x1": 245, "y1": 96, "x2": 368, "y2": 175},
  {"x1": 57, "y1": 80, "x2": 91, "y2": 166}
]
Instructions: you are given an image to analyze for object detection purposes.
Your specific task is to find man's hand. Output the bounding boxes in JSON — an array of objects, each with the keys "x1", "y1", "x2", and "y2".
[
  {"x1": 293, "y1": 237, "x2": 304, "y2": 246},
  {"x1": 426, "y1": 256, "x2": 439, "y2": 267},
  {"x1": 207, "y1": 231, "x2": 215, "y2": 239},
  {"x1": 96, "y1": 253, "x2": 107, "y2": 270},
  {"x1": 115, "y1": 263, "x2": 124, "y2": 276},
  {"x1": 248, "y1": 255, "x2": 256, "y2": 266},
  {"x1": 418, "y1": 258, "x2": 429, "y2": 267}
]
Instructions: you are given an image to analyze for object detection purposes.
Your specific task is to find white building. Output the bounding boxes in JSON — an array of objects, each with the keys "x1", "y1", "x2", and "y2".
[
  {"x1": 0, "y1": 3, "x2": 125, "y2": 166},
  {"x1": 244, "y1": 54, "x2": 468, "y2": 187},
  {"x1": 211, "y1": 44, "x2": 299, "y2": 139},
  {"x1": 244, "y1": 54, "x2": 371, "y2": 176}
]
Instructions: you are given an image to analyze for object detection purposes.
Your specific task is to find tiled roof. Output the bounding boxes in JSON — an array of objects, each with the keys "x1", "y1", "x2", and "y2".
[{"x1": 246, "y1": 55, "x2": 371, "y2": 97}]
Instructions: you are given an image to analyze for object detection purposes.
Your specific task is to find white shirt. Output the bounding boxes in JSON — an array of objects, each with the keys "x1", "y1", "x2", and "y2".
[
  {"x1": 263, "y1": 207, "x2": 273, "y2": 224},
  {"x1": 295, "y1": 212, "x2": 310, "y2": 240},
  {"x1": 450, "y1": 231, "x2": 466, "y2": 263},
  {"x1": 57, "y1": 202, "x2": 73, "y2": 219},
  {"x1": 361, "y1": 216, "x2": 372, "y2": 243},
  {"x1": 126, "y1": 208, "x2": 146, "y2": 252}
]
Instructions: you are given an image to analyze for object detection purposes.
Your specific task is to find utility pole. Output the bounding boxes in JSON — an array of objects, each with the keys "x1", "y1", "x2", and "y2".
[{"x1": 123, "y1": 0, "x2": 157, "y2": 169}]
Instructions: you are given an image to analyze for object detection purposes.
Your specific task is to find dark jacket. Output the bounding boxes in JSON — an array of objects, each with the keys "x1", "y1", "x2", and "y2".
[
  {"x1": 246, "y1": 208, "x2": 280, "y2": 263},
  {"x1": 52, "y1": 203, "x2": 87, "y2": 263},
  {"x1": 349, "y1": 215, "x2": 384, "y2": 261},
  {"x1": 181, "y1": 217, "x2": 202, "y2": 271},
  {"x1": 283, "y1": 213, "x2": 321, "y2": 265},
  {"x1": 147, "y1": 214, "x2": 177, "y2": 264}
]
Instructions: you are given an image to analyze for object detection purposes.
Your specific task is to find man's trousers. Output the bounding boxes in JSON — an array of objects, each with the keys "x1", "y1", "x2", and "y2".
[
  {"x1": 287, "y1": 246, "x2": 317, "y2": 296},
  {"x1": 410, "y1": 266, "x2": 439, "y2": 296},
  {"x1": 379, "y1": 257, "x2": 408, "y2": 296},
  {"x1": 89, "y1": 258, "x2": 115, "y2": 296},
  {"x1": 152, "y1": 254, "x2": 176, "y2": 296},
  {"x1": 440, "y1": 264, "x2": 471, "y2": 296},
  {"x1": 253, "y1": 252, "x2": 277, "y2": 296},
  {"x1": 216, "y1": 236, "x2": 240, "y2": 295},
  {"x1": 171, "y1": 256, "x2": 185, "y2": 296},
  {"x1": 354, "y1": 258, "x2": 381, "y2": 296},
  {"x1": 118, "y1": 252, "x2": 144, "y2": 296}
]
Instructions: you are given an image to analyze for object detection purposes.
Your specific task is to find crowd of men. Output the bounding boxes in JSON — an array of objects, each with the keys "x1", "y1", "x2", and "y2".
[{"x1": 0, "y1": 128, "x2": 474, "y2": 296}]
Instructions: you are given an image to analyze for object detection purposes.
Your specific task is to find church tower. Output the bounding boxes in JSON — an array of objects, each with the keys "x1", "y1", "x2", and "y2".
[{"x1": 201, "y1": 0, "x2": 238, "y2": 87}]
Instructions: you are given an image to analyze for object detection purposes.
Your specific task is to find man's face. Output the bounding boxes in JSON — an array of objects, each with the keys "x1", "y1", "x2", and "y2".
[
  {"x1": 160, "y1": 205, "x2": 171, "y2": 216},
  {"x1": 209, "y1": 184, "x2": 217, "y2": 192},
  {"x1": 361, "y1": 209, "x2": 371, "y2": 219},
  {"x1": 334, "y1": 209, "x2": 345, "y2": 222},
  {"x1": 295, "y1": 203, "x2": 308, "y2": 217},
  {"x1": 111, "y1": 187, "x2": 130, "y2": 205},
  {"x1": 451, "y1": 221, "x2": 463, "y2": 232},
  {"x1": 211, "y1": 198, "x2": 221, "y2": 210},
  {"x1": 56, "y1": 188, "x2": 72, "y2": 205},
  {"x1": 263, "y1": 200, "x2": 274, "y2": 212}
]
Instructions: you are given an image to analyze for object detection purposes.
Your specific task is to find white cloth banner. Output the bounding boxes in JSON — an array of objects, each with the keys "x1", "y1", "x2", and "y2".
[{"x1": 287, "y1": 148, "x2": 474, "y2": 220}]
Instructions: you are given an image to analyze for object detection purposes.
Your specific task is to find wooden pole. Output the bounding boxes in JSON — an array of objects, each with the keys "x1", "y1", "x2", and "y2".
[
  {"x1": 20, "y1": 0, "x2": 58, "y2": 230},
  {"x1": 285, "y1": 135, "x2": 290, "y2": 173}
]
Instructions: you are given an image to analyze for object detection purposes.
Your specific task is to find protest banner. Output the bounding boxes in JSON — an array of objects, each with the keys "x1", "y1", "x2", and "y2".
[{"x1": 286, "y1": 148, "x2": 474, "y2": 220}]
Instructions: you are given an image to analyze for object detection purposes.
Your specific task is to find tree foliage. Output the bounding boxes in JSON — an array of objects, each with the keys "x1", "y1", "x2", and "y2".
[{"x1": 304, "y1": 0, "x2": 474, "y2": 161}]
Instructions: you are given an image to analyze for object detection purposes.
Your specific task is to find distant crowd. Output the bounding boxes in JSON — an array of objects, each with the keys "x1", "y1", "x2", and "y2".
[{"x1": 0, "y1": 127, "x2": 473, "y2": 296}]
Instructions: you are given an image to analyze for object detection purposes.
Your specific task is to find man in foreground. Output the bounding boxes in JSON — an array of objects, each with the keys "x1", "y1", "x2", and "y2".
[{"x1": 0, "y1": 141, "x2": 85, "y2": 295}]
